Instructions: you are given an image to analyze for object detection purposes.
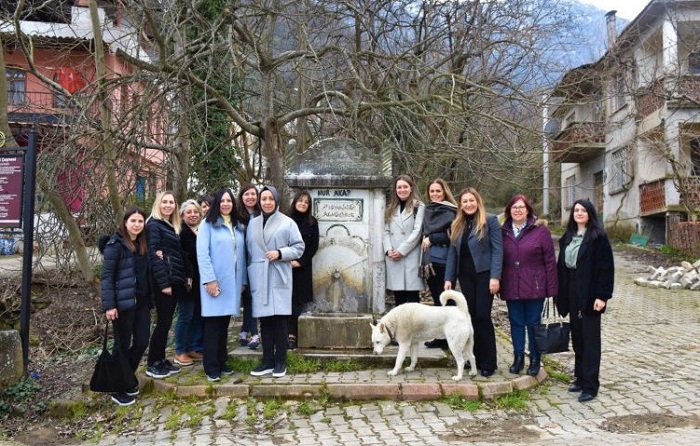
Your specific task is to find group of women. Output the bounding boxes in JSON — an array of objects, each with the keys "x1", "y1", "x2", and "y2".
[
  {"x1": 100, "y1": 175, "x2": 613, "y2": 407},
  {"x1": 100, "y1": 186, "x2": 319, "y2": 406},
  {"x1": 384, "y1": 175, "x2": 614, "y2": 403}
]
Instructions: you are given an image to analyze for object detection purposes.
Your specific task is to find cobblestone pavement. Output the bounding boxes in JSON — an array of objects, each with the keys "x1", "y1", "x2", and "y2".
[{"x1": 85, "y1": 247, "x2": 700, "y2": 445}]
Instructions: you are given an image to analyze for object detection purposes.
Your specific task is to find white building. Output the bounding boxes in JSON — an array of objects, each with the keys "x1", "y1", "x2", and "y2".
[{"x1": 550, "y1": 0, "x2": 700, "y2": 245}]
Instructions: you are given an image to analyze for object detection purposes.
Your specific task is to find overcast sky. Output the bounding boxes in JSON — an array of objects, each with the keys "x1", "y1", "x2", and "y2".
[{"x1": 578, "y1": 0, "x2": 649, "y2": 20}]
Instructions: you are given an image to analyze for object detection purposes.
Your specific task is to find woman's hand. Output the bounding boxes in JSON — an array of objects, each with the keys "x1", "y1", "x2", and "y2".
[
  {"x1": 421, "y1": 237, "x2": 430, "y2": 252},
  {"x1": 291, "y1": 260, "x2": 301, "y2": 268},
  {"x1": 266, "y1": 250, "x2": 280, "y2": 261},
  {"x1": 205, "y1": 281, "x2": 220, "y2": 297},
  {"x1": 387, "y1": 249, "x2": 402, "y2": 260},
  {"x1": 444, "y1": 281, "x2": 453, "y2": 290},
  {"x1": 489, "y1": 278, "x2": 500, "y2": 295},
  {"x1": 106, "y1": 308, "x2": 118, "y2": 320},
  {"x1": 593, "y1": 298, "x2": 606, "y2": 311},
  {"x1": 162, "y1": 287, "x2": 172, "y2": 295}
]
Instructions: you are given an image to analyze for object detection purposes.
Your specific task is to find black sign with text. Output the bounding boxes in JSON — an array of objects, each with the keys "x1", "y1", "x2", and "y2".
[{"x1": 0, "y1": 155, "x2": 24, "y2": 228}]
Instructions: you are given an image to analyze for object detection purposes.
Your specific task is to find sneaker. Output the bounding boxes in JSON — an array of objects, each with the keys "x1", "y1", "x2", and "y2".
[
  {"x1": 146, "y1": 362, "x2": 170, "y2": 379},
  {"x1": 221, "y1": 366, "x2": 236, "y2": 376},
  {"x1": 287, "y1": 337, "x2": 297, "y2": 350},
  {"x1": 174, "y1": 353, "x2": 194, "y2": 366},
  {"x1": 206, "y1": 373, "x2": 221, "y2": 382},
  {"x1": 247, "y1": 335, "x2": 260, "y2": 350},
  {"x1": 111, "y1": 392, "x2": 136, "y2": 406},
  {"x1": 239, "y1": 335, "x2": 249, "y2": 347},
  {"x1": 250, "y1": 363, "x2": 274, "y2": 376},
  {"x1": 126, "y1": 385, "x2": 140, "y2": 396},
  {"x1": 272, "y1": 364, "x2": 286, "y2": 378},
  {"x1": 163, "y1": 360, "x2": 181, "y2": 375}
]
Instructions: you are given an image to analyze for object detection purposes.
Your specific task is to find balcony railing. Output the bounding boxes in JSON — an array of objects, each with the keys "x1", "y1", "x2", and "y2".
[
  {"x1": 639, "y1": 179, "x2": 666, "y2": 215},
  {"x1": 640, "y1": 177, "x2": 700, "y2": 215},
  {"x1": 551, "y1": 122, "x2": 605, "y2": 164},
  {"x1": 635, "y1": 79, "x2": 664, "y2": 119},
  {"x1": 7, "y1": 90, "x2": 100, "y2": 125},
  {"x1": 674, "y1": 76, "x2": 700, "y2": 107}
]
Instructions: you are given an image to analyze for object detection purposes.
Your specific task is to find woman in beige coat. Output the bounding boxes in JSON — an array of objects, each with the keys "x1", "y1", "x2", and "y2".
[{"x1": 384, "y1": 175, "x2": 425, "y2": 306}]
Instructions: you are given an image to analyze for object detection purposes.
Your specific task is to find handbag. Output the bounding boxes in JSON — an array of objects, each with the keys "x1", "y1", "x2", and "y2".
[
  {"x1": 90, "y1": 321, "x2": 138, "y2": 393},
  {"x1": 418, "y1": 247, "x2": 436, "y2": 280},
  {"x1": 533, "y1": 297, "x2": 571, "y2": 354}
]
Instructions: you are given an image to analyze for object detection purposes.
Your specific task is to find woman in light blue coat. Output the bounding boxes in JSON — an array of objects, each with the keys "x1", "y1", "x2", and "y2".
[
  {"x1": 247, "y1": 186, "x2": 304, "y2": 378},
  {"x1": 196, "y1": 187, "x2": 247, "y2": 382}
]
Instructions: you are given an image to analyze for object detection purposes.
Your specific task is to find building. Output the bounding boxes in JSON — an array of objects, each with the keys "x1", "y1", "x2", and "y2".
[
  {"x1": 549, "y1": 0, "x2": 700, "y2": 246},
  {"x1": 1, "y1": 0, "x2": 166, "y2": 213}
]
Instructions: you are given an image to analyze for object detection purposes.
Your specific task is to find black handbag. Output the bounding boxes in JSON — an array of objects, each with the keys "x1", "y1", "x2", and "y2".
[
  {"x1": 533, "y1": 298, "x2": 571, "y2": 354},
  {"x1": 90, "y1": 321, "x2": 138, "y2": 393}
]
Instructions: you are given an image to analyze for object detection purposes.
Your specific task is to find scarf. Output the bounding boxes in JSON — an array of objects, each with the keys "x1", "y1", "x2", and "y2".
[{"x1": 422, "y1": 201, "x2": 457, "y2": 236}]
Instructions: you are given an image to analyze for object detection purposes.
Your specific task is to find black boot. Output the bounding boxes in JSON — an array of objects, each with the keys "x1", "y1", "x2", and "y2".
[
  {"x1": 509, "y1": 355, "x2": 525, "y2": 375},
  {"x1": 527, "y1": 355, "x2": 541, "y2": 376}
]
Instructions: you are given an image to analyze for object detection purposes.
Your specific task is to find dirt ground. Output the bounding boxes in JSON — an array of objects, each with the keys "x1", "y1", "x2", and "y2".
[{"x1": 0, "y1": 243, "x2": 694, "y2": 445}]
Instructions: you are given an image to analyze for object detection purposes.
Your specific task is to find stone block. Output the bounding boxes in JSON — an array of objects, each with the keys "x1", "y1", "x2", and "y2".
[
  {"x1": 650, "y1": 267, "x2": 666, "y2": 281},
  {"x1": 210, "y1": 384, "x2": 249, "y2": 398},
  {"x1": 693, "y1": 259, "x2": 700, "y2": 270},
  {"x1": 250, "y1": 384, "x2": 320, "y2": 399},
  {"x1": 326, "y1": 383, "x2": 401, "y2": 400},
  {"x1": 634, "y1": 277, "x2": 649, "y2": 286},
  {"x1": 298, "y1": 313, "x2": 373, "y2": 349},
  {"x1": 0, "y1": 330, "x2": 24, "y2": 390},
  {"x1": 512, "y1": 375, "x2": 538, "y2": 390},
  {"x1": 440, "y1": 383, "x2": 479, "y2": 400},
  {"x1": 681, "y1": 261, "x2": 695, "y2": 271},
  {"x1": 480, "y1": 381, "x2": 513, "y2": 399},
  {"x1": 691, "y1": 281, "x2": 700, "y2": 291},
  {"x1": 400, "y1": 383, "x2": 442, "y2": 401}
]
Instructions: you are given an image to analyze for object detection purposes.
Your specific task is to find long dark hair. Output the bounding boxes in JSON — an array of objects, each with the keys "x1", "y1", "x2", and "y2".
[
  {"x1": 236, "y1": 183, "x2": 261, "y2": 222},
  {"x1": 206, "y1": 187, "x2": 239, "y2": 226},
  {"x1": 563, "y1": 198, "x2": 605, "y2": 243},
  {"x1": 117, "y1": 207, "x2": 148, "y2": 255},
  {"x1": 286, "y1": 190, "x2": 316, "y2": 225}
]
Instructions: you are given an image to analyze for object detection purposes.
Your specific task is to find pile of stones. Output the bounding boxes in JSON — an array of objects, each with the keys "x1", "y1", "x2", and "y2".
[{"x1": 634, "y1": 260, "x2": 700, "y2": 290}]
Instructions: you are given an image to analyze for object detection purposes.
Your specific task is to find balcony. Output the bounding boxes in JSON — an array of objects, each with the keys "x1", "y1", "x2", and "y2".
[
  {"x1": 640, "y1": 177, "x2": 700, "y2": 216},
  {"x1": 670, "y1": 75, "x2": 700, "y2": 109},
  {"x1": 7, "y1": 91, "x2": 100, "y2": 126},
  {"x1": 550, "y1": 122, "x2": 605, "y2": 164},
  {"x1": 635, "y1": 79, "x2": 664, "y2": 119}
]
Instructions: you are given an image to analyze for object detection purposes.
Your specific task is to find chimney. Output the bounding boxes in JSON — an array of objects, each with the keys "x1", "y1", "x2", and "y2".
[{"x1": 606, "y1": 10, "x2": 617, "y2": 48}]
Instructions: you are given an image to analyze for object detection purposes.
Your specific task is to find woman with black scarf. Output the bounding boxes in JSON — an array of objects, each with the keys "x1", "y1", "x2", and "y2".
[
  {"x1": 421, "y1": 179, "x2": 458, "y2": 349},
  {"x1": 286, "y1": 190, "x2": 319, "y2": 350}
]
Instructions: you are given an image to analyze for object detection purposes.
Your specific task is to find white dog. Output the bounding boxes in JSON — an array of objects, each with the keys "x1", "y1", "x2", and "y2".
[{"x1": 370, "y1": 290, "x2": 477, "y2": 381}]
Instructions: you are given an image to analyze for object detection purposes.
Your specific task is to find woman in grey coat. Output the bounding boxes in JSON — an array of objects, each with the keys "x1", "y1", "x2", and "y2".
[
  {"x1": 383, "y1": 175, "x2": 425, "y2": 306},
  {"x1": 247, "y1": 186, "x2": 305, "y2": 378}
]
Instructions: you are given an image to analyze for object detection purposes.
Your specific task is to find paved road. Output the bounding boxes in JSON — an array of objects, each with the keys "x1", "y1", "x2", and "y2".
[{"x1": 85, "y1": 246, "x2": 700, "y2": 445}]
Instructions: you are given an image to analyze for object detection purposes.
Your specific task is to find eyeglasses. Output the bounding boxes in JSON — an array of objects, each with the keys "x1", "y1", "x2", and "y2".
[{"x1": 511, "y1": 206, "x2": 527, "y2": 210}]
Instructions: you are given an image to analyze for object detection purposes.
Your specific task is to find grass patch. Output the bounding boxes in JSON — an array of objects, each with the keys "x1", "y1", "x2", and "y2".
[
  {"x1": 543, "y1": 357, "x2": 570, "y2": 383},
  {"x1": 0, "y1": 376, "x2": 42, "y2": 417},
  {"x1": 296, "y1": 400, "x2": 319, "y2": 415},
  {"x1": 163, "y1": 396, "x2": 215, "y2": 430},
  {"x1": 441, "y1": 394, "x2": 483, "y2": 411},
  {"x1": 286, "y1": 351, "x2": 321, "y2": 374},
  {"x1": 492, "y1": 389, "x2": 529, "y2": 410},
  {"x1": 323, "y1": 358, "x2": 364, "y2": 373},
  {"x1": 227, "y1": 356, "x2": 258, "y2": 374}
]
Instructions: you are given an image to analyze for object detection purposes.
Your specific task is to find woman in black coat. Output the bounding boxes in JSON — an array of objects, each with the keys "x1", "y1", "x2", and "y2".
[
  {"x1": 286, "y1": 190, "x2": 319, "y2": 350},
  {"x1": 556, "y1": 198, "x2": 614, "y2": 403},
  {"x1": 100, "y1": 207, "x2": 152, "y2": 406},
  {"x1": 145, "y1": 191, "x2": 190, "y2": 380}
]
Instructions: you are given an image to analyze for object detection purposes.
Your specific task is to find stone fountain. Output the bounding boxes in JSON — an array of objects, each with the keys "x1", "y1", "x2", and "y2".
[{"x1": 284, "y1": 138, "x2": 392, "y2": 349}]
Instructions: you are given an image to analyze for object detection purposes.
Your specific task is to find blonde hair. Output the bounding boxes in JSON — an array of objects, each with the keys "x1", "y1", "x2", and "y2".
[
  {"x1": 385, "y1": 174, "x2": 421, "y2": 221},
  {"x1": 450, "y1": 187, "x2": 487, "y2": 242},
  {"x1": 425, "y1": 178, "x2": 457, "y2": 205},
  {"x1": 150, "y1": 191, "x2": 182, "y2": 234}
]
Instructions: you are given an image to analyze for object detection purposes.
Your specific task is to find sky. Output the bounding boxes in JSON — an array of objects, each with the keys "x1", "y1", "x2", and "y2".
[{"x1": 578, "y1": 0, "x2": 649, "y2": 20}]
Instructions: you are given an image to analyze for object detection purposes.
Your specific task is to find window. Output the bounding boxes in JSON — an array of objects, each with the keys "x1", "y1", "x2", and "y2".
[
  {"x1": 6, "y1": 68, "x2": 25, "y2": 105},
  {"x1": 609, "y1": 148, "x2": 632, "y2": 193},
  {"x1": 565, "y1": 175, "x2": 576, "y2": 209},
  {"x1": 691, "y1": 139, "x2": 700, "y2": 176},
  {"x1": 689, "y1": 52, "x2": 700, "y2": 75},
  {"x1": 614, "y1": 74, "x2": 627, "y2": 110}
]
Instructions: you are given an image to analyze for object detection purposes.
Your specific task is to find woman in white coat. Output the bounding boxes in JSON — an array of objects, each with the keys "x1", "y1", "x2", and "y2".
[
  {"x1": 247, "y1": 186, "x2": 304, "y2": 378},
  {"x1": 384, "y1": 174, "x2": 426, "y2": 305},
  {"x1": 196, "y1": 187, "x2": 247, "y2": 382}
]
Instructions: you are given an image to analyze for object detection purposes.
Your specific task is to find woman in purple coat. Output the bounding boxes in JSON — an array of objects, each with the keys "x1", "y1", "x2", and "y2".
[{"x1": 500, "y1": 194, "x2": 558, "y2": 377}]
